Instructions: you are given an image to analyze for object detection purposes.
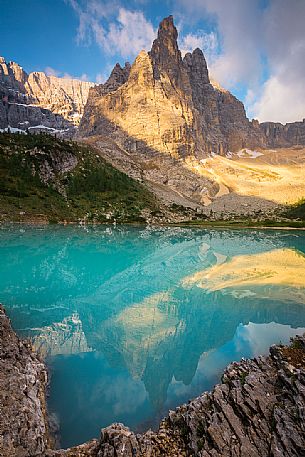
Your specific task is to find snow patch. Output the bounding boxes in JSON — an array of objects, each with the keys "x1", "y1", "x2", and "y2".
[
  {"x1": 236, "y1": 148, "x2": 264, "y2": 159},
  {"x1": 0, "y1": 124, "x2": 71, "y2": 135},
  {"x1": 28, "y1": 125, "x2": 70, "y2": 133},
  {"x1": 8, "y1": 102, "x2": 40, "y2": 108},
  {"x1": 0, "y1": 125, "x2": 27, "y2": 134}
]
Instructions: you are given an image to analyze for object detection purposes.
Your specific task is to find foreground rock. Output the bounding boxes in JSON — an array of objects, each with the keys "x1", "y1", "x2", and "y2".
[
  {"x1": 0, "y1": 304, "x2": 304, "y2": 456},
  {"x1": 0, "y1": 305, "x2": 49, "y2": 456}
]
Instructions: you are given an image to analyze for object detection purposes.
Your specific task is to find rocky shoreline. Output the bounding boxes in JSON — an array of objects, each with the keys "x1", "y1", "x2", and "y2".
[{"x1": 0, "y1": 304, "x2": 304, "y2": 457}]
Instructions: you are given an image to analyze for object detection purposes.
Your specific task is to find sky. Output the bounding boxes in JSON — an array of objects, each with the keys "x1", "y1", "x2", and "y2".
[{"x1": 1, "y1": 0, "x2": 305, "y2": 124}]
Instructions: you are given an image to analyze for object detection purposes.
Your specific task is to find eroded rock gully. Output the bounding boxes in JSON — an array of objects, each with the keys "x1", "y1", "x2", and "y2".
[{"x1": 0, "y1": 304, "x2": 304, "y2": 457}]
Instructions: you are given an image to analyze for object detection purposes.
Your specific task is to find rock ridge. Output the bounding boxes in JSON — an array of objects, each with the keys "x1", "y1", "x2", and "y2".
[
  {"x1": 0, "y1": 57, "x2": 95, "y2": 135},
  {"x1": 1, "y1": 303, "x2": 305, "y2": 456}
]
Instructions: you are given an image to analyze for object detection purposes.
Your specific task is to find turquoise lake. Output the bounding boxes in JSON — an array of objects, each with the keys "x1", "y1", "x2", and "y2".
[{"x1": 1, "y1": 225, "x2": 305, "y2": 449}]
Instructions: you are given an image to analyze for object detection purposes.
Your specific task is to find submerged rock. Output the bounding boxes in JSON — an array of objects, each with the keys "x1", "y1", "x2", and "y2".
[{"x1": 0, "y1": 304, "x2": 304, "y2": 456}]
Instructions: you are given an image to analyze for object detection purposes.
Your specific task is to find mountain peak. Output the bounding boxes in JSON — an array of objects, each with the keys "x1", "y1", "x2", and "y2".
[
  {"x1": 149, "y1": 15, "x2": 183, "y2": 84},
  {"x1": 97, "y1": 61, "x2": 131, "y2": 96},
  {"x1": 157, "y1": 15, "x2": 176, "y2": 38},
  {"x1": 183, "y1": 48, "x2": 210, "y2": 85}
]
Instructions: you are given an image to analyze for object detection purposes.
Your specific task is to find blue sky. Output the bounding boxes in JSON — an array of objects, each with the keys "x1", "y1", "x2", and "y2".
[{"x1": 1, "y1": 0, "x2": 305, "y2": 123}]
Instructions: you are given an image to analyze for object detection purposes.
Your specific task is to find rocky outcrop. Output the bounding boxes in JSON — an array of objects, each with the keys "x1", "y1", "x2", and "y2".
[
  {"x1": 0, "y1": 304, "x2": 49, "y2": 456},
  {"x1": 1, "y1": 303, "x2": 305, "y2": 457},
  {"x1": 55, "y1": 335, "x2": 305, "y2": 457},
  {"x1": 77, "y1": 16, "x2": 256, "y2": 156},
  {"x1": 0, "y1": 57, "x2": 94, "y2": 135}
]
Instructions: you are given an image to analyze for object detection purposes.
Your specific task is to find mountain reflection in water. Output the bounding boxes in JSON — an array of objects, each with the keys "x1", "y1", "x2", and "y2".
[{"x1": 1, "y1": 225, "x2": 305, "y2": 448}]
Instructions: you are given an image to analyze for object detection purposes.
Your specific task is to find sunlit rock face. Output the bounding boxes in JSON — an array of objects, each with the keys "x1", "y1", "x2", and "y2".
[
  {"x1": 260, "y1": 119, "x2": 305, "y2": 148},
  {"x1": 0, "y1": 56, "x2": 94, "y2": 134},
  {"x1": 79, "y1": 16, "x2": 305, "y2": 158},
  {"x1": 79, "y1": 16, "x2": 260, "y2": 156},
  {"x1": 80, "y1": 15, "x2": 305, "y2": 158},
  {"x1": 80, "y1": 48, "x2": 195, "y2": 157}
]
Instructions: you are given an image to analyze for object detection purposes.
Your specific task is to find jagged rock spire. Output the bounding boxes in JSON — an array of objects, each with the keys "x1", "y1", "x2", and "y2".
[
  {"x1": 99, "y1": 62, "x2": 131, "y2": 96},
  {"x1": 149, "y1": 15, "x2": 183, "y2": 83},
  {"x1": 183, "y1": 48, "x2": 210, "y2": 85}
]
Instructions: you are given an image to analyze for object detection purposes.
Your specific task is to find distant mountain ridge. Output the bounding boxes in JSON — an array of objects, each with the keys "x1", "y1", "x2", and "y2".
[{"x1": 0, "y1": 56, "x2": 94, "y2": 135}]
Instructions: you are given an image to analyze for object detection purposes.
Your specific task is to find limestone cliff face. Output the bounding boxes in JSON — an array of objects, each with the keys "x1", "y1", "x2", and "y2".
[
  {"x1": 78, "y1": 16, "x2": 262, "y2": 156},
  {"x1": 79, "y1": 18, "x2": 196, "y2": 156},
  {"x1": 80, "y1": 18, "x2": 196, "y2": 158},
  {"x1": 79, "y1": 16, "x2": 305, "y2": 157},
  {"x1": 261, "y1": 119, "x2": 305, "y2": 147},
  {"x1": 0, "y1": 56, "x2": 94, "y2": 134}
]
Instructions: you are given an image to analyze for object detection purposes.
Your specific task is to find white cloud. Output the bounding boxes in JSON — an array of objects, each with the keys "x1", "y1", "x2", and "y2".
[
  {"x1": 176, "y1": 0, "x2": 263, "y2": 89},
  {"x1": 252, "y1": 76, "x2": 305, "y2": 124},
  {"x1": 80, "y1": 73, "x2": 90, "y2": 81},
  {"x1": 96, "y1": 72, "x2": 107, "y2": 84},
  {"x1": 67, "y1": 1, "x2": 155, "y2": 59},
  {"x1": 252, "y1": 0, "x2": 305, "y2": 123},
  {"x1": 176, "y1": 0, "x2": 305, "y2": 123},
  {"x1": 45, "y1": 66, "x2": 61, "y2": 77},
  {"x1": 44, "y1": 66, "x2": 91, "y2": 82},
  {"x1": 179, "y1": 31, "x2": 218, "y2": 58},
  {"x1": 106, "y1": 8, "x2": 156, "y2": 58},
  {"x1": 63, "y1": 72, "x2": 73, "y2": 79}
]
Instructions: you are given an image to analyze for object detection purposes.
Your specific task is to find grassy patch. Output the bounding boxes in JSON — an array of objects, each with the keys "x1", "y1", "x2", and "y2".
[{"x1": 0, "y1": 132, "x2": 159, "y2": 223}]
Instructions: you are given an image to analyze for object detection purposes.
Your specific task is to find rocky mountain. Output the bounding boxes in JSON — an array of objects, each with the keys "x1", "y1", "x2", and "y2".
[
  {"x1": 1, "y1": 16, "x2": 305, "y2": 217},
  {"x1": 0, "y1": 56, "x2": 94, "y2": 135},
  {"x1": 79, "y1": 16, "x2": 305, "y2": 155},
  {"x1": 77, "y1": 16, "x2": 305, "y2": 215}
]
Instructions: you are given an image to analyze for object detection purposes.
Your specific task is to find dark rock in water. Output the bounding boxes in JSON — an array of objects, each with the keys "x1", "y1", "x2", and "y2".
[{"x1": 0, "y1": 303, "x2": 304, "y2": 456}]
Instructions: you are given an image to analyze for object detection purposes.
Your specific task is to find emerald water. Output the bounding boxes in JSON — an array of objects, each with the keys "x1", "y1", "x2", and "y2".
[{"x1": 1, "y1": 225, "x2": 305, "y2": 448}]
